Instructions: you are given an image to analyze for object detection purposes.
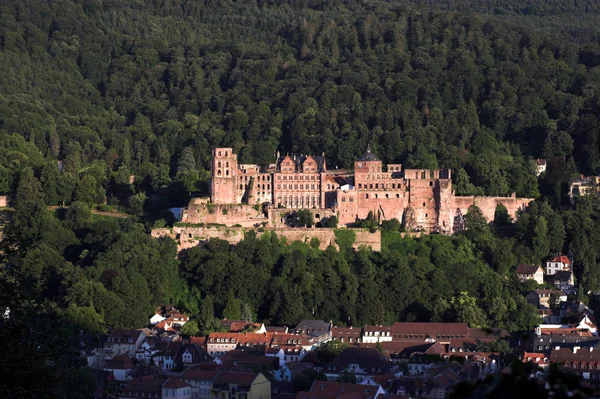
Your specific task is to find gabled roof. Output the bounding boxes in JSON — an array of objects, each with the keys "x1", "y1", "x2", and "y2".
[
  {"x1": 363, "y1": 325, "x2": 392, "y2": 333},
  {"x1": 516, "y1": 264, "x2": 543, "y2": 274},
  {"x1": 550, "y1": 347, "x2": 600, "y2": 363},
  {"x1": 550, "y1": 255, "x2": 571, "y2": 265},
  {"x1": 107, "y1": 329, "x2": 144, "y2": 343},
  {"x1": 294, "y1": 320, "x2": 330, "y2": 332},
  {"x1": 163, "y1": 378, "x2": 190, "y2": 389},
  {"x1": 213, "y1": 371, "x2": 258, "y2": 387},
  {"x1": 303, "y1": 380, "x2": 382, "y2": 399},
  {"x1": 104, "y1": 354, "x2": 134, "y2": 370},
  {"x1": 329, "y1": 347, "x2": 389, "y2": 369},
  {"x1": 276, "y1": 155, "x2": 327, "y2": 173},
  {"x1": 181, "y1": 368, "x2": 219, "y2": 381},
  {"x1": 392, "y1": 322, "x2": 469, "y2": 339}
]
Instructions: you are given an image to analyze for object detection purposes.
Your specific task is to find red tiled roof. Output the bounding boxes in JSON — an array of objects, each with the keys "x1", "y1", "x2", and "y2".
[
  {"x1": 214, "y1": 371, "x2": 257, "y2": 386},
  {"x1": 122, "y1": 375, "x2": 167, "y2": 396},
  {"x1": 392, "y1": 322, "x2": 468, "y2": 338},
  {"x1": 104, "y1": 354, "x2": 134, "y2": 370},
  {"x1": 550, "y1": 255, "x2": 571, "y2": 265},
  {"x1": 181, "y1": 368, "x2": 219, "y2": 381},
  {"x1": 163, "y1": 378, "x2": 190, "y2": 389},
  {"x1": 303, "y1": 381, "x2": 381, "y2": 399},
  {"x1": 523, "y1": 352, "x2": 548, "y2": 364},
  {"x1": 364, "y1": 325, "x2": 393, "y2": 333}
]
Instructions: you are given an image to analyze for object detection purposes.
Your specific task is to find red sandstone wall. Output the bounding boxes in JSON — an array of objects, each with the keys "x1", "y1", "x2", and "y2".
[
  {"x1": 185, "y1": 203, "x2": 267, "y2": 227},
  {"x1": 452, "y1": 195, "x2": 534, "y2": 225},
  {"x1": 151, "y1": 226, "x2": 381, "y2": 252}
]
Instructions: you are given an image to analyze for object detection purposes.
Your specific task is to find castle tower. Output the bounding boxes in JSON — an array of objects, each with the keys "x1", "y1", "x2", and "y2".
[{"x1": 210, "y1": 148, "x2": 238, "y2": 204}]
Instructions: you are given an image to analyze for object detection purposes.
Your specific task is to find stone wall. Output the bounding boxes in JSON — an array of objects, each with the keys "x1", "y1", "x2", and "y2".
[
  {"x1": 452, "y1": 194, "x2": 534, "y2": 224},
  {"x1": 268, "y1": 208, "x2": 335, "y2": 228},
  {"x1": 151, "y1": 226, "x2": 381, "y2": 252},
  {"x1": 184, "y1": 200, "x2": 267, "y2": 227}
]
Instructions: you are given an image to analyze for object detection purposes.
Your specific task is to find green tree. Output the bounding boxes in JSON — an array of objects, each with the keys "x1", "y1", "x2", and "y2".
[
  {"x1": 180, "y1": 320, "x2": 200, "y2": 336},
  {"x1": 223, "y1": 291, "x2": 242, "y2": 320}
]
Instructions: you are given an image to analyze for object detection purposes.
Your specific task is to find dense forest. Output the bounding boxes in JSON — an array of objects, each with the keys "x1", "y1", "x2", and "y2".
[
  {"x1": 4, "y1": 0, "x2": 600, "y2": 396},
  {"x1": 402, "y1": 0, "x2": 600, "y2": 43},
  {"x1": 2, "y1": 0, "x2": 600, "y2": 212}
]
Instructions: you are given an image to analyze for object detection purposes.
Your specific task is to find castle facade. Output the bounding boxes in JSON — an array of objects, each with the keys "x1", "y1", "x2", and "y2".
[{"x1": 206, "y1": 147, "x2": 533, "y2": 234}]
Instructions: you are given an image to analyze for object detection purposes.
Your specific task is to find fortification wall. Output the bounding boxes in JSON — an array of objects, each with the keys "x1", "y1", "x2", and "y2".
[
  {"x1": 268, "y1": 208, "x2": 335, "y2": 228},
  {"x1": 184, "y1": 201, "x2": 267, "y2": 227},
  {"x1": 151, "y1": 226, "x2": 381, "y2": 252},
  {"x1": 452, "y1": 194, "x2": 534, "y2": 223}
]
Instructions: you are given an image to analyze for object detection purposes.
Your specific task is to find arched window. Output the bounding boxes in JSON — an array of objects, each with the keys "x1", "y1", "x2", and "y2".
[
  {"x1": 358, "y1": 183, "x2": 362, "y2": 189},
  {"x1": 392, "y1": 183, "x2": 396, "y2": 189},
  {"x1": 226, "y1": 162, "x2": 229, "y2": 167},
  {"x1": 218, "y1": 161, "x2": 222, "y2": 167},
  {"x1": 370, "y1": 184, "x2": 373, "y2": 189},
  {"x1": 218, "y1": 151, "x2": 222, "y2": 156},
  {"x1": 375, "y1": 183, "x2": 379, "y2": 189}
]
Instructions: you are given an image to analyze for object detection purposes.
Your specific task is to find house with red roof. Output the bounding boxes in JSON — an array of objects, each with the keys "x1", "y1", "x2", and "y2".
[
  {"x1": 546, "y1": 255, "x2": 571, "y2": 276},
  {"x1": 180, "y1": 368, "x2": 219, "y2": 399},
  {"x1": 523, "y1": 352, "x2": 549, "y2": 370},
  {"x1": 297, "y1": 380, "x2": 385, "y2": 399},
  {"x1": 103, "y1": 353, "x2": 134, "y2": 381}
]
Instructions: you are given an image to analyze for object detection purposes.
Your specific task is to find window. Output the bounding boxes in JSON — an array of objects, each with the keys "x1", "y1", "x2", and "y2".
[
  {"x1": 423, "y1": 202, "x2": 426, "y2": 206},
  {"x1": 358, "y1": 183, "x2": 362, "y2": 189},
  {"x1": 366, "y1": 194, "x2": 369, "y2": 199},
  {"x1": 342, "y1": 197, "x2": 346, "y2": 202},
  {"x1": 349, "y1": 197, "x2": 353, "y2": 202}
]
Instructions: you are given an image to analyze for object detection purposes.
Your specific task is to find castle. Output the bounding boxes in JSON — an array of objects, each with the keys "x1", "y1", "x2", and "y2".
[{"x1": 186, "y1": 147, "x2": 533, "y2": 234}]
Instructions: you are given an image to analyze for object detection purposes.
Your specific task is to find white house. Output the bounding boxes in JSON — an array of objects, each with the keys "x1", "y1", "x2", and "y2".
[
  {"x1": 162, "y1": 378, "x2": 191, "y2": 399},
  {"x1": 535, "y1": 159, "x2": 547, "y2": 176},
  {"x1": 362, "y1": 325, "x2": 393, "y2": 343},
  {"x1": 150, "y1": 313, "x2": 166, "y2": 325},
  {"x1": 546, "y1": 255, "x2": 571, "y2": 276}
]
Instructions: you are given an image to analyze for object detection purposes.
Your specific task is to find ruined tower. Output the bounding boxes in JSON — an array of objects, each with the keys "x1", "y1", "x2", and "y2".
[{"x1": 210, "y1": 147, "x2": 237, "y2": 204}]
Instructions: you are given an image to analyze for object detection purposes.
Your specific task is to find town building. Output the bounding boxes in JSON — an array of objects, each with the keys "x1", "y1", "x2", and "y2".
[
  {"x1": 535, "y1": 159, "x2": 547, "y2": 176},
  {"x1": 526, "y1": 290, "x2": 567, "y2": 309},
  {"x1": 569, "y1": 175, "x2": 600, "y2": 201},
  {"x1": 546, "y1": 255, "x2": 572, "y2": 276},
  {"x1": 516, "y1": 264, "x2": 544, "y2": 285},
  {"x1": 104, "y1": 329, "x2": 146, "y2": 359},
  {"x1": 211, "y1": 372, "x2": 271, "y2": 399}
]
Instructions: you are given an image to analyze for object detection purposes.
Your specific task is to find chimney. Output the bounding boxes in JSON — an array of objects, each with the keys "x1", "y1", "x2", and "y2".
[
  {"x1": 555, "y1": 346, "x2": 560, "y2": 350},
  {"x1": 574, "y1": 346, "x2": 580, "y2": 353}
]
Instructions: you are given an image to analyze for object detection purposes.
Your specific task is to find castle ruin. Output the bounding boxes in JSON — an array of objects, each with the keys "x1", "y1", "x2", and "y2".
[{"x1": 186, "y1": 147, "x2": 533, "y2": 234}]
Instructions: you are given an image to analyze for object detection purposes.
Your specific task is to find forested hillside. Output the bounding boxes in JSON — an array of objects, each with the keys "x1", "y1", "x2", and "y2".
[
  {"x1": 401, "y1": 0, "x2": 600, "y2": 43},
  {"x1": 4, "y1": 1, "x2": 600, "y2": 395},
  {"x1": 2, "y1": 0, "x2": 600, "y2": 211}
]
